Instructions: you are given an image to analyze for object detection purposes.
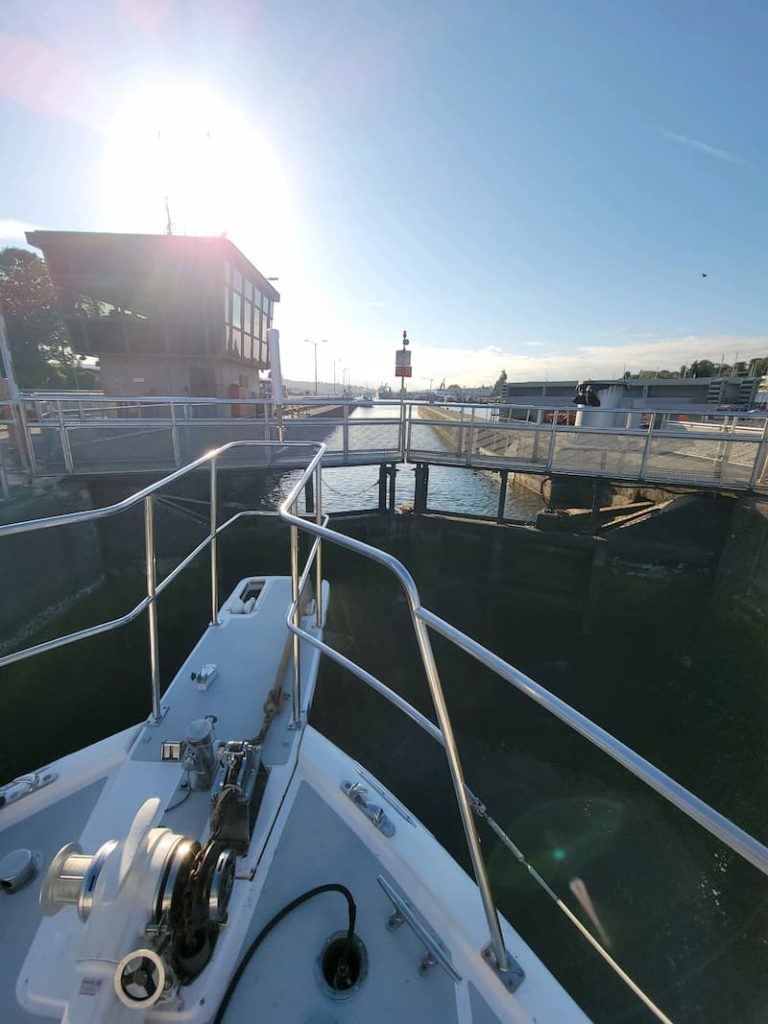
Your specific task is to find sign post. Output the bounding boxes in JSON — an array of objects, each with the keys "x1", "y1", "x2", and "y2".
[{"x1": 395, "y1": 330, "x2": 412, "y2": 454}]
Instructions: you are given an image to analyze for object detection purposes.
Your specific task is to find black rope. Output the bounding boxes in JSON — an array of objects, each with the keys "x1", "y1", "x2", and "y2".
[{"x1": 213, "y1": 883, "x2": 356, "y2": 1024}]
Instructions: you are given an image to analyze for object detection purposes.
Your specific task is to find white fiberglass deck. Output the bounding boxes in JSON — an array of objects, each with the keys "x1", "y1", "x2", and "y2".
[
  {"x1": 217, "y1": 726, "x2": 588, "y2": 1024},
  {"x1": 0, "y1": 577, "x2": 587, "y2": 1024}
]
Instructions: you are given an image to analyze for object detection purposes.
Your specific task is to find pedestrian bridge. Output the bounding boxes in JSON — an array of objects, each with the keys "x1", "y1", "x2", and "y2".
[{"x1": 2, "y1": 394, "x2": 767, "y2": 496}]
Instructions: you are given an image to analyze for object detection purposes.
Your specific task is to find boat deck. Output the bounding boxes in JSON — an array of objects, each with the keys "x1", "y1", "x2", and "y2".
[{"x1": 219, "y1": 726, "x2": 589, "y2": 1024}]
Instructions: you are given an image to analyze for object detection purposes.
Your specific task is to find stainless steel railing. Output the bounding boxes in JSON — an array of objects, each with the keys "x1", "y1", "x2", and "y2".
[
  {"x1": 4, "y1": 440, "x2": 768, "y2": 1013},
  {"x1": 0, "y1": 441, "x2": 325, "y2": 711},
  {"x1": 279, "y1": 456, "x2": 768, "y2": 875},
  {"x1": 279, "y1": 448, "x2": 512, "y2": 973},
  {"x1": 0, "y1": 437, "x2": 511, "y2": 974},
  {"x1": 278, "y1": 447, "x2": 768, "y2": 1019},
  {"x1": 6, "y1": 392, "x2": 768, "y2": 492}
]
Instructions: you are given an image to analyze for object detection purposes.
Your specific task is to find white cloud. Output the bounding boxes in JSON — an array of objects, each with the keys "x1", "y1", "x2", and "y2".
[
  {"x1": 524, "y1": 341, "x2": 546, "y2": 347},
  {"x1": 660, "y1": 130, "x2": 747, "y2": 166},
  {"x1": 0, "y1": 219, "x2": 38, "y2": 244},
  {"x1": 278, "y1": 333, "x2": 768, "y2": 389},
  {"x1": 439, "y1": 335, "x2": 768, "y2": 385}
]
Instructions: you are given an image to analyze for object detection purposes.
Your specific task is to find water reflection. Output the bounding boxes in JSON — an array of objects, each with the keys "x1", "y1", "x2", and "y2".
[{"x1": 281, "y1": 404, "x2": 544, "y2": 519}]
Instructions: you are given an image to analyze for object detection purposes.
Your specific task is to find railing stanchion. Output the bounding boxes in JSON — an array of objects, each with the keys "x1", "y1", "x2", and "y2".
[
  {"x1": 170, "y1": 402, "x2": 181, "y2": 467},
  {"x1": 749, "y1": 417, "x2": 768, "y2": 489},
  {"x1": 532, "y1": 407, "x2": 544, "y2": 464},
  {"x1": 210, "y1": 458, "x2": 219, "y2": 625},
  {"x1": 546, "y1": 409, "x2": 559, "y2": 471},
  {"x1": 466, "y1": 407, "x2": 476, "y2": 466},
  {"x1": 290, "y1": 520, "x2": 302, "y2": 724},
  {"x1": 0, "y1": 438, "x2": 9, "y2": 499},
  {"x1": 57, "y1": 400, "x2": 74, "y2": 474},
  {"x1": 343, "y1": 403, "x2": 350, "y2": 460},
  {"x1": 315, "y1": 463, "x2": 323, "y2": 627},
  {"x1": 497, "y1": 470, "x2": 508, "y2": 523},
  {"x1": 410, "y1": 617, "x2": 509, "y2": 972},
  {"x1": 144, "y1": 495, "x2": 162, "y2": 723},
  {"x1": 263, "y1": 401, "x2": 272, "y2": 457},
  {"x1": 639, "y1": 415, "x2": 654, "y2": 480}
]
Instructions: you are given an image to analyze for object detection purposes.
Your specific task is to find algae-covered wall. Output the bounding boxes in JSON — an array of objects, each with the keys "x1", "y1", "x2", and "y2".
[{"x1": 0, "y1": 483, "x2": 103, "y2": 650}]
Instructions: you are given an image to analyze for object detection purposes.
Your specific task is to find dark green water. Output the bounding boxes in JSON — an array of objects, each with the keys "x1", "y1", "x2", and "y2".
[{"x1": 2, "y1": 497, "x2": 767, "y2": 1023}]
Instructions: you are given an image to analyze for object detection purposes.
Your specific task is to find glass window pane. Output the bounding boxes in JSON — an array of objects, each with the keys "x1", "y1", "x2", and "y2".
[
  {"x1": 233, "y1": 268, "x2": 242, "y2": 293},
  {"x1": 224, "y1": 286, "x2": 231, "y2": 324},
  {"x1": 244, "y1": 300, "x2": 252, "y2": 335},
  {"x1": 244, "y1": 280, "x2": 253, "y2": 301},
  {"x1": 233, "y1": 292, "x2": 242, "y2": 329}
]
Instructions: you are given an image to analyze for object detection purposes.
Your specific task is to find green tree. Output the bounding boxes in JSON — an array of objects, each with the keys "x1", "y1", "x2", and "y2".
[
  {"x1": 0, "y1": 247, "x2": 74, "y2": 388},
  {"x1": 491, "y1": 369, "x2": 507, "y2": 397},
  {"x1": 688, "y1": 359, "x2": 717, "y2": 378}
]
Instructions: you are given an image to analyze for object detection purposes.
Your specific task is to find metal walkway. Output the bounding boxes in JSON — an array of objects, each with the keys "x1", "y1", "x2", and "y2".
[{"x1": 2, "y1": 394, "x2": 768, "y2": 493}]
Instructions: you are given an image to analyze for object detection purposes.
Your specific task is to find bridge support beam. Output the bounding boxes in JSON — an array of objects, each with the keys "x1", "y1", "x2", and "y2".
[
  {"x1": 378, "y1": 464, "x2": 388, "y2": 512},
  {"x1": 414, "y1": 463, "x2": 429, "y2": 513},
  {"x1": 497, "y1": 470, "x2": 508, "y2": 523},
  {"x1": 304, "y1": 474, "x2": 315, "y2": 515}
]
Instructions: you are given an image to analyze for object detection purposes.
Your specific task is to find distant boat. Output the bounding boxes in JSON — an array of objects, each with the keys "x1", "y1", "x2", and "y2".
[{"x1": 360, "y1": 389, "x2": 374, "y2": 406}]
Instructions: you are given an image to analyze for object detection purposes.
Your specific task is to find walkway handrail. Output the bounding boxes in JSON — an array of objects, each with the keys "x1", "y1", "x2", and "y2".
[
  {"x1": 20, "y1": 391, "x2": 768, "y2": 419},
  {"x1": 7, "y1": 393, "x2": 767, "y2": 492}
]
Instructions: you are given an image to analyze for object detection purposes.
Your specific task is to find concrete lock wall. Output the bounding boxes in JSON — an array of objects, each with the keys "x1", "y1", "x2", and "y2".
[
  {"x1": 0, "y1": 483, "x2": 104, "y2": 650},
  {"x1": 1, "y1": 465, "x2": 758, "y2": 669}
]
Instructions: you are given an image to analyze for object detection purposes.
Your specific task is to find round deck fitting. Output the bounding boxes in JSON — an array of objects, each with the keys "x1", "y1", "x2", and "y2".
[
  {"x1": 0, "y1": 848, "x2": 37, "y2": 893},
  {"x1": 316, "y1": 931, "x2": 368, "y2": 1001}
]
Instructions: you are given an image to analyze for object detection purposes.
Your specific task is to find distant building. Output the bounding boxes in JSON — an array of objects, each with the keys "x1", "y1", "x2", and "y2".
[
  {"x1": 501, "y1": 376, "x2": 760, "y2": 413},
  {"x1": 26, "y1": 231, "x2": 279, "y2": 398}
]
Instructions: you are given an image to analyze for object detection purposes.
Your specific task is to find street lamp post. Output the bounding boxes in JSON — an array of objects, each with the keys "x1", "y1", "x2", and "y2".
[{"x1": 303, "y1": 339, "x2": 328, "y2": 396}]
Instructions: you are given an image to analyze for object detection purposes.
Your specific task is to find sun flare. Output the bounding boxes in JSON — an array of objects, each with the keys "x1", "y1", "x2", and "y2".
[{"x1": 101, "y1": 83, "x2": 296, "y2": 269}]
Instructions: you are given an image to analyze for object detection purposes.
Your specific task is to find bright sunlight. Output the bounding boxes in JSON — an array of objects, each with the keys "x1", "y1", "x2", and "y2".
[{"x1": 101, "y1": 83, "x2": 296, "y2": 271}]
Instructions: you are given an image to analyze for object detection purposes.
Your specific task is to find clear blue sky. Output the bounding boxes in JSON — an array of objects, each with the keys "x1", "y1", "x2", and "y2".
[{"x1": 1, "y1": 0, "x2": 766, "y2": 385}]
